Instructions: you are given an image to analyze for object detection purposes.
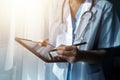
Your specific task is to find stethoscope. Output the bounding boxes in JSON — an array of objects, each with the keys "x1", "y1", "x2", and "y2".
[
  {"x1": 62, "y1": 0, "x2": 94, "y2": 22},
  {"x1": 61, "y1": 0, "x2": 95, "y2": 41}
]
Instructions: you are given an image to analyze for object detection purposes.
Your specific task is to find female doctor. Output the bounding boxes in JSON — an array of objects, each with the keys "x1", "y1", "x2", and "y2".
[{"x1": 42, "y1": 0, "x2": 120, "y2": 80}]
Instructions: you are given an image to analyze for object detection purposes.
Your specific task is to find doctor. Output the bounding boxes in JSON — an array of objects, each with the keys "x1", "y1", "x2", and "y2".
[{"x1": 43, "y1": 0, "x2": 120, "y2": 80}]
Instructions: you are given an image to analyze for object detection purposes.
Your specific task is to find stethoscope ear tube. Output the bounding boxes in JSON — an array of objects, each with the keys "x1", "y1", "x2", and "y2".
[
  {"x1": 89, "y1": 0, "x2": 94, "y2": 11},
  {"x1": 62, "y1": 0, "x2": 94, "y2": 23},
  {"x1": 60, "y1": 0, "x2": 95, "y2": 45},
  {"x1": 62, "y1": 0, "x2": 66, "y2": 23},
  {"x1": 74, "y1": 0, "x2": 95, "y2": 42}
]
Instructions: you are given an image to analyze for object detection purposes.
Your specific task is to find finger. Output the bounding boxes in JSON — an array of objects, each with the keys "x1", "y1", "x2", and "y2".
[
  {"x1": 57, "y1": 46, "x2": 73, "y2": 51},
  {"x1": 57, "y1": 45, "x2": 76, "y2": 51},
  {"x1": 58, "y1": 55, "x2": 68, "y2": 61},
  {"x1": 56, "y1": 45, "x2": 66, "y2": 50},
  {"x1": 53, "y1": 56, "x2": 66, "y2": 61},
  {"x1": 65, "y1": 46, "x2": 73, "y2": 51},
  {"x1": 59, "y1": 55, "x2": 76, "y2": 63},
  {"x1": 57, "y1": 50, "x2": 75, "y2": 56}
]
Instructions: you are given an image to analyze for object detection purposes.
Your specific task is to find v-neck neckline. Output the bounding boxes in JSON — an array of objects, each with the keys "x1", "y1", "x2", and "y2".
[{"x1": 69, "y1": 0, "x2": 83, "y2": 20}]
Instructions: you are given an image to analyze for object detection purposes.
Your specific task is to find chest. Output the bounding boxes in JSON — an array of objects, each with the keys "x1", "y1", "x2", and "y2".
[{"x1": 69, "y1": 0, "x2": 82, "y2": 19}]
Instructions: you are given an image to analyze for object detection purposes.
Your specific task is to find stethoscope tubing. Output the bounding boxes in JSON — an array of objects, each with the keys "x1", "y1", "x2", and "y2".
[
  {"x1": 62, "y1": 0, "x2": 94, "y2": 23},
  {"x1": 61, "y1": 0, "x2": 94, "y2": 41}
]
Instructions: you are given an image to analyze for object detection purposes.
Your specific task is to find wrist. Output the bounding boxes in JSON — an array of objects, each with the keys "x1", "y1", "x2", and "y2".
[{"x1": 76, "y1": 49, "x2": 84, "y2": 61}]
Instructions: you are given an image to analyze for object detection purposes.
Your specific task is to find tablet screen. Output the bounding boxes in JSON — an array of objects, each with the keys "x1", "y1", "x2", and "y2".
[{"x1": 15, "y1": 37, "x2": 66, "y2": 62}]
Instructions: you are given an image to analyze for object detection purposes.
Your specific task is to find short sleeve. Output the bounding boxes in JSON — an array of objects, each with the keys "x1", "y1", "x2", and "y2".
[{"x1": 98, "y1": 2, "x2": 120, "y2": 48}]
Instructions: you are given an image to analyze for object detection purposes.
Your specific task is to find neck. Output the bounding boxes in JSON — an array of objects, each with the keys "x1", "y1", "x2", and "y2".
[
  {"x1": 69, "y1": 0, "x2": 83, "y2": 3},
  {"x1": 69, "y1": 0, "x2": 83, "y2": 19}
]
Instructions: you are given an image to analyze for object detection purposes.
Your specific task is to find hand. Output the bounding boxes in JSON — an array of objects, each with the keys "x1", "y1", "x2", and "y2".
[
  {"x1": 56, "y1": 45, "x2": 79, "y2": 63},
  {"x1": 40, "y1": 39, "x2": 49, "y2": 47}
]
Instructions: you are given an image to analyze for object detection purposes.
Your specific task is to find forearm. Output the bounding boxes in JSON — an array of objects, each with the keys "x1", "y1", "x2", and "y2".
[
  {"x1": 56, "y1": 45, "x2": 115, "y2": 63},
  {"x1": 77, "y1": 49, "x2": 109, "y2": 64}
]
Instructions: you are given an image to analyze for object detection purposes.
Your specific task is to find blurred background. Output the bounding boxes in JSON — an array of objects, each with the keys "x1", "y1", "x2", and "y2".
[
  {"x1": 0, "y1": 0, "x2": 50, "y2": 80},
  {"x1": 0, "y1": 0, "x2": 120, "y2": 80}
]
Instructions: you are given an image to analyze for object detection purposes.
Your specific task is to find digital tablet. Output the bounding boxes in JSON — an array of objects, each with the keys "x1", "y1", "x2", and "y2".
[{"x1": 15, "y1": 37, "x2": 67, "y2": 63}]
